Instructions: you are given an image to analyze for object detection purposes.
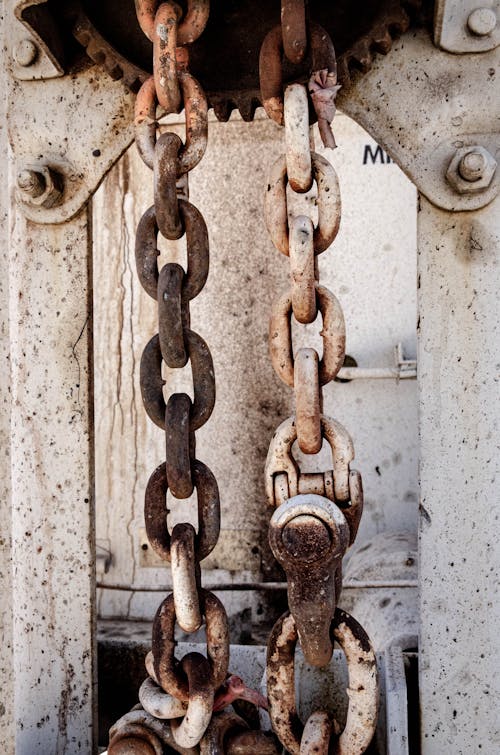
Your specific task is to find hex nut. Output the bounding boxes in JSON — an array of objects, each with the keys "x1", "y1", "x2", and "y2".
[
  {"x1": 17, "y1": 165, "x2": 64, "y2": 209},
  {"x1": 445, "y1": 146, "x2": 497, "y2": 194}
]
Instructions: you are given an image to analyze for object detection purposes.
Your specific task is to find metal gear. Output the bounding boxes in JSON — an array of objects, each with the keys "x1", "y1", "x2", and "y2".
[{"x1": 18, "y1": 0, "x2": 430, "y2": 121}]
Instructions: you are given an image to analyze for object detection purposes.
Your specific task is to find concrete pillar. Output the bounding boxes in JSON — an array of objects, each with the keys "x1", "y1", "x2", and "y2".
[
  {"x1": 0, "y1": 2, "x2": 14, "y2": 747},
  {"x1": 418, "y1": 194, "x2": 500, "y2": 753},
  {"x1": 8, "y1": 208, "x2": 96, "y2": 752}
]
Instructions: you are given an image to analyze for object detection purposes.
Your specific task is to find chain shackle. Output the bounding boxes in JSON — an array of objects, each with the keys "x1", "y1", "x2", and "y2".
[
  {"x1": 265, "y1": 152, "x2": 341, "y2": 255},
  {"x1": 265, "y1": 414, "x2": 356, "y2": 506},
  {"x1": 269, "y1": 494, "x2": 349, "y2": 666},
  {"x1": 266, "y1": 610, "x2": 379, "y2": 755}
]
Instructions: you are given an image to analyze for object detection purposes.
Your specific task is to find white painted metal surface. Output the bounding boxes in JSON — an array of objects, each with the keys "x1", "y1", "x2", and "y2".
[
  {"x1": 8, "y1": 210, "x2": 97, "y2": 753},
  {"x1": 418, "y1": 195, "x2": 500, "y2": 754}
]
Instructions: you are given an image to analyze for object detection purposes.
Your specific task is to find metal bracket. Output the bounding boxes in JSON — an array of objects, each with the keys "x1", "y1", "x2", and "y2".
[
  {"x1": 434, "y1": 0, "x2": 500, "y2": 54},
  {"x1": 12, "y1": 0, "x2": 64, "y2": 80},
  {"x1": 339, "y1": 30, "x2": 500, "y2": 212}
]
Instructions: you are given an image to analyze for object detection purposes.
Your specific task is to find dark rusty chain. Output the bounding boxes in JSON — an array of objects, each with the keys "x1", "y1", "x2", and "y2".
[
  {"x1": 260, "y1": 4, "x2": 379, "y2": 753},
  {"x1": 108, "y1": 1, "x2": 231, "y2": 751},
  {"x1": 110, "y1": 3, "x2": 276, "y2": 753}
]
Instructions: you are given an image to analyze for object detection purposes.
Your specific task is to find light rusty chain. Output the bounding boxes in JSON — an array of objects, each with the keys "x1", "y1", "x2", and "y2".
[
  {"x1": 260, "y1": 28, "x2": 379, "y2": 745},
  {"x1": 269, "y1": 283, "x2": 346, "y2": 388},
  {"x1": 266, "y1": 610, "x2": 379, "y2": 755},
  {"x1": 289, "y1": 215, "x2": 317, "y2": 325},
  {"x1": 284, "y1": 84, "x2": 312, "y2": 193},
  {"x1": 294, "y1": 348, "x2": 322, "y2": 455},
  {"x1": 265, "y1": 151, "x2": 341, "y2": 256}
]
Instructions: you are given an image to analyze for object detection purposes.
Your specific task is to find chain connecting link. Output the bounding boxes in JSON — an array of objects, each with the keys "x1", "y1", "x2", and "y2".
[{"x1": 260, "y1": 5, "x2": 379, "y2": 752}]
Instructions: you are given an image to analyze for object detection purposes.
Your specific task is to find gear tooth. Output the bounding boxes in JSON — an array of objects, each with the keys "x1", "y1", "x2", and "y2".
[
  {"x1": 211, "y1": 97, "x2": 232, "y2": 122},
  {"x1": 336, "y1": 56, "x2": 351, "y2": 87},
  {"x1": 371, "y1": 25, "x2": 393, "y2": 54},
  {"x1": 69, "y1": 1, "x2": 424, "y2": 114},
  {"x1": 238, "y1": 94, "x2": 257, "y2": 122},
  {"x1": 350, "y1": 39, "x2": 373, "y2": 73}
]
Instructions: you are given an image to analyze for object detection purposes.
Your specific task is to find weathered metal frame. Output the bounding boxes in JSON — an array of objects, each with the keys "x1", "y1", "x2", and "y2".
[{"x1": 2, "y1": 0, "x2": 499, "y2": 751}]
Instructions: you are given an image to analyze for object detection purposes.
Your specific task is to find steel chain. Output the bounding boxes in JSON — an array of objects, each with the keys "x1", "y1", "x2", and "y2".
[
  {"x1": 109, "y1": 2, "x2": 228, "y2": 750},
  {"x1": 260, "y1": 5, "x2": 379, "y2": 752}
]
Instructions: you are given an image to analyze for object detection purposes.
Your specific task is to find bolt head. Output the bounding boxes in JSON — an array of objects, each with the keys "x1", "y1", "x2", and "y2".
[
  {"x1": 17, "y1": 165, "x2": 64, "y2": 209},
  {"x1": 13, "y1": 39, "x2": 38, "y2": 67},
  {"x1": 446, "y1": 146, "x2": 497, "y2": 194},
  {"x1": 467, "y1": 8, "x2": 497, "y2": 37}
]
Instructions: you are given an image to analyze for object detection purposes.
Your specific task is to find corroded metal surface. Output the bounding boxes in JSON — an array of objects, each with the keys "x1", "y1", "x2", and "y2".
[{"x1": 268, "y1": 495, "x2": 350, "y2": 667}]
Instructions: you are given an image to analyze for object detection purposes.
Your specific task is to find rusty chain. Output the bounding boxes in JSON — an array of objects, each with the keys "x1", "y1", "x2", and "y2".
[
  {"x1": 260, "y1": 4, "x2": 379, "y2": 753},
  {"x1": 109, "y1": 1, "x2": 231, "y2": 751},
  {"x1": 109, "y1": 2, "x2": 378, "y2": 753}
]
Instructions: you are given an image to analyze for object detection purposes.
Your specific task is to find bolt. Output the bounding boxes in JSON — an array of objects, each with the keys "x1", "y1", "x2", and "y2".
[
  {"x1": 458, "y1": 150, "x2": 486, "y2": 182},
  {"x1": 282, "y1": 514, "x2": 331, "y2": 560},
  {"x1": 13, "y1": 39, "x2": 38, "y2": 67},
  {"x1": 467, "y1": 8, "x2": 497, "y2": 37},
  {"x1": 17, "y1": 169, "x2": 46, "y2": 198},
  {"x1": 446, "y1": 145, "x2": 497, "y2": 195},
  {"x1": 17, "y1": 165, "x2": 64, "y2": 209}
]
